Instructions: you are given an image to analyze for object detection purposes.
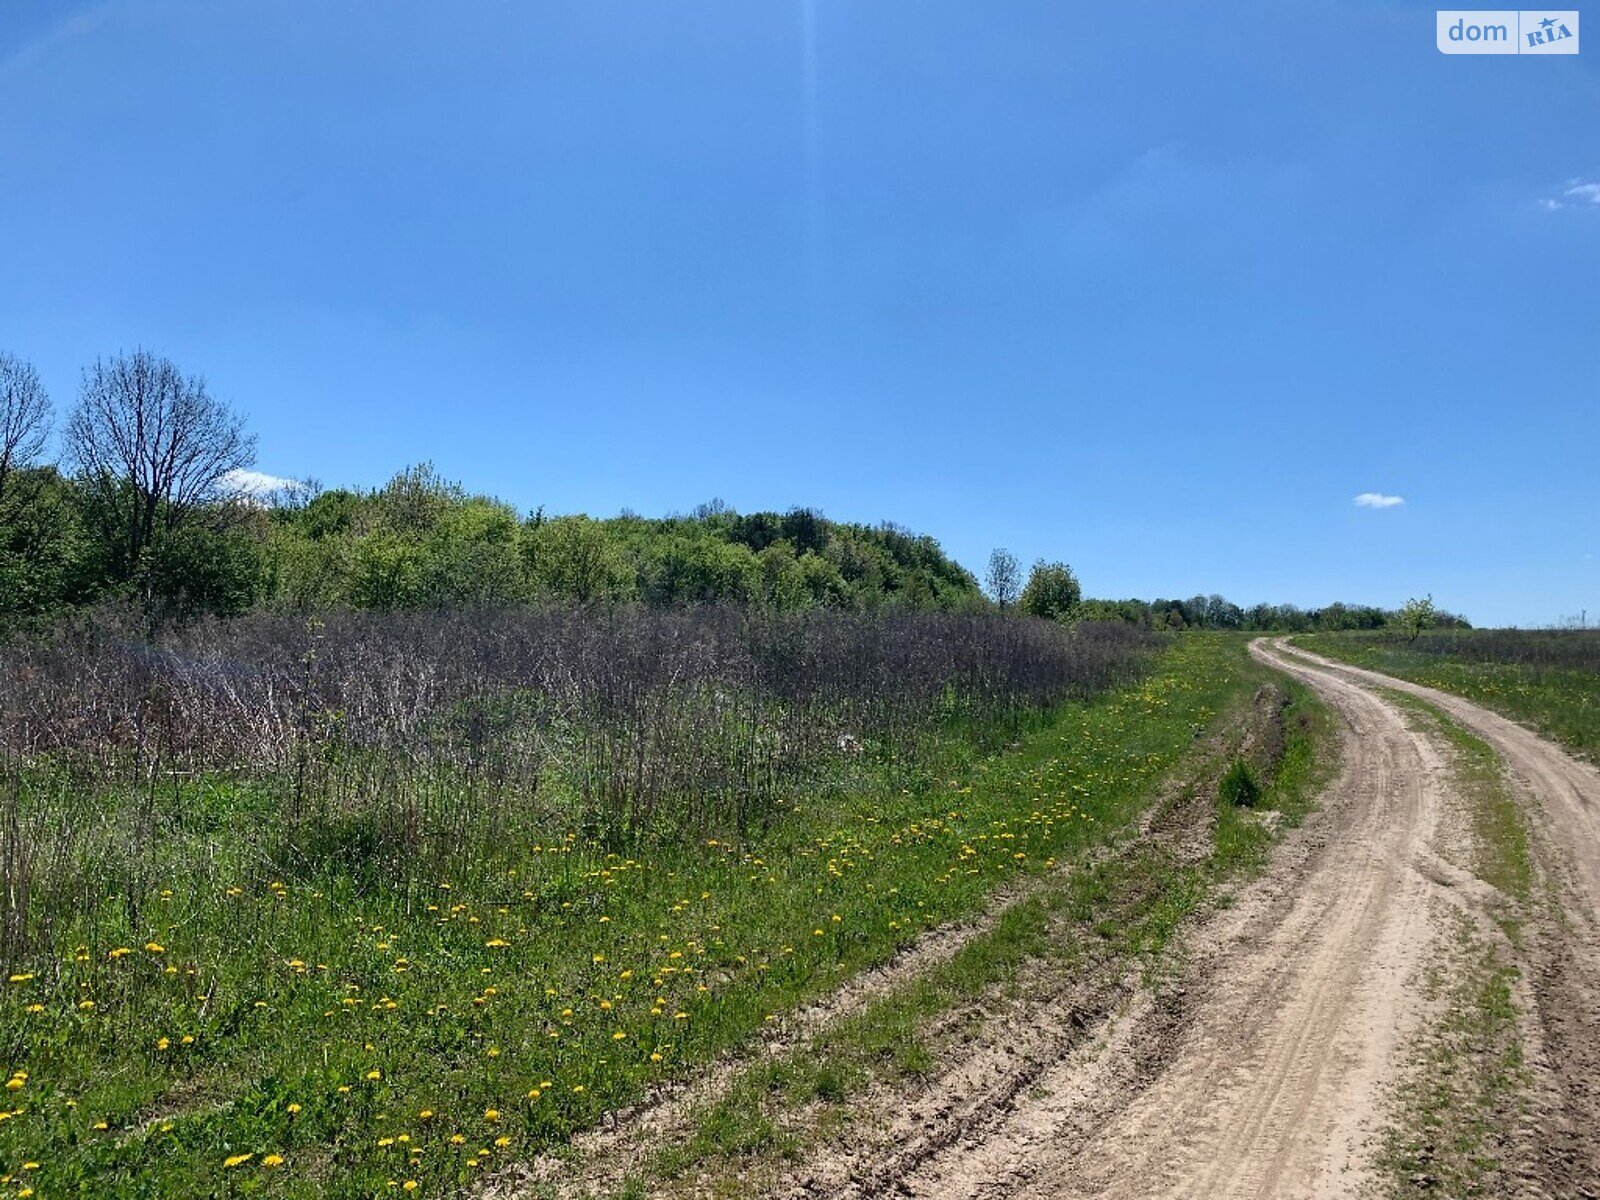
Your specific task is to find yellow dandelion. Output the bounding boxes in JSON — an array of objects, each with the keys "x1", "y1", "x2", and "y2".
[
  {"x1": 262, "y1": 1154, "x2": 285, "y2": 1167},
  {"x1": 223, "y1": 1153, "x2": 253, "y2": 1168}
]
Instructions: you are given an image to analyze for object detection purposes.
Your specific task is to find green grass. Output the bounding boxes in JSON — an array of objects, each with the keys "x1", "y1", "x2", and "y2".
[
  {"x1": 1299, "y1": 631, "x2": 1600, "y2": 762},
  {"x1": 0, "y1": 635, "x2": 1271, "y2": 1199},
  {"x1": 642, "y1": 640, "x2": 1335, "y2": 1191}
]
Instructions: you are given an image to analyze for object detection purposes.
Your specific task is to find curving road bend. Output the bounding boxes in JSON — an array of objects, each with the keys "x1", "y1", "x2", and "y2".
[{"x1": 872, "y1": 637, "x2": 1600, "y2": 1199}]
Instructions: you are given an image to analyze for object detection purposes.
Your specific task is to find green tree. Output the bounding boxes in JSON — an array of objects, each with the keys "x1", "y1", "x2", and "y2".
[
  {"x1": 376, "y1": 463, "x2": 461, "y2": 536},
  {"x1": 523, "y1": 515, "x2": 632, "y2": 603},
  {"x1": 0, "y1": 467, "x2": 94, "y2": 618},
  {"x1": 422, "y1": 497, "x2": 525, "y2": 605},
  {"x1": 758, "y1": 540, "x2": 811, "y2": 609},
  {"x1": 147, "y1": 514, "x2": 266, "y2": 620},
  {"x1": 349, "y1": 530, "x2": 425, "y2": 608},
  {"x1": 1019, "y1": 560, "x2": 1082, "y2": 621},
  {"x1": 644, "y1": 535, "x2": 760, "y2": 604},
  {"x1": 798, "y1": 552, "x2": 850, "y2": 607},
  {"x1": 1396, "y1": 594, "x2": 1437, "y2": 642}
]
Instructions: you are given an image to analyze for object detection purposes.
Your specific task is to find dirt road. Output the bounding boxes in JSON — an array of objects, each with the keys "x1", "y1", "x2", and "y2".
[{"x1": 828, "y1": 638, "x2": 1600, "y2": 1199}]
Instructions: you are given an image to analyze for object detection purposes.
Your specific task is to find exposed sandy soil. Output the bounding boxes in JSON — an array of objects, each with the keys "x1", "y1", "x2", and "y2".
[
  {"x1": 1275, "y1": 641, "x2": 1600, "y2": 1195},
  {"x1": 511, "y1": 639, "x2": 1600, "y2": 1200}
]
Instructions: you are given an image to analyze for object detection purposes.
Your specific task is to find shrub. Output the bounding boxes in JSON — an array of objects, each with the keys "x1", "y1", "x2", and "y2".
[{"x1": 1219, "y1": 757, "x2": 1261, "y2": 807}]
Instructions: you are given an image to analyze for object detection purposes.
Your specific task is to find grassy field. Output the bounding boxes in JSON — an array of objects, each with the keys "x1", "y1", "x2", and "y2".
[
  {"x1": 1298, "y1": 629, "x2": 1600, "y2": 762},
  {"x1": 0, "y1": 615, "x2": 1282, "y2": 1199}
]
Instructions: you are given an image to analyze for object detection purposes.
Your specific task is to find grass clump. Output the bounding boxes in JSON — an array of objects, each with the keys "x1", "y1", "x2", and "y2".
[{"x1": 1218, "y1": 758, "x2": 1261, "y2": 808}]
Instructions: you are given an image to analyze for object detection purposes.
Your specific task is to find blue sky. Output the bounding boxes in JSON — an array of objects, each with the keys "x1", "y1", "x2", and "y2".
[{"x1": 1, "y1": 1, "x2": 1596, "y2": 626}]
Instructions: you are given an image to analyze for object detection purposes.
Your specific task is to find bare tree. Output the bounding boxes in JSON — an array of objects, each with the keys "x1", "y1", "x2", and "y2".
[
  {"x1": 985, "y1": 547, "x2": 1021, "y2": 609},
  {"x1": 0, "y1": 353, "x2": 51, "y2": 501},
  {"x1": 66, "y1": 350, "x2": 256, "y2": 579}
]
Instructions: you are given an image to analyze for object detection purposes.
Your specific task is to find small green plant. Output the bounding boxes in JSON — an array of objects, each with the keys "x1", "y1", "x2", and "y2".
[
  {"x1": 1219, "y1": 757, "x2": 1261, "y2": 807},
  {"x1": 1397, "y1": 594, "x2": 1438, "y2": 642},
  {"x1": 811, "y1": 1065, "x2": 846, "y2": 1103}
]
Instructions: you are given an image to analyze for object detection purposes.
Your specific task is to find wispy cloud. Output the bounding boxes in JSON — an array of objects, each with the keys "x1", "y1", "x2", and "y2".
[
  {"x1": 0, "y1": 2, "x2": 118, "y2": 82},
  {"x1": 1354, "y1": 492, "x2": 1404, "y2": 509},
  {"x1": 1541, "y1": 180, "x2": 1600, "y2": 211},
  {"x1": 222, "y1": 469, "x2": 306, "y2": 500}
]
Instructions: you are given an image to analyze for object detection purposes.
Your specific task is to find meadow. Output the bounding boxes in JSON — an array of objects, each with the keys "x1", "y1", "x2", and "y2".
[
  {"x1": 1298, "y1": 629, "x2": 1600, "y2": 761},
  {"x1": 0, "y1": 606, "x2": 1269, "y2": 1199}
]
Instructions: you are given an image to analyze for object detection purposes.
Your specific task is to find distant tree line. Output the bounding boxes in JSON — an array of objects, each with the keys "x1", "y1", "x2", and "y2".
[
  {"x1": 262, "y1": 475, "x2": 983, "y2": 614},
  {"x1": 1077, "y1": 594, "x2": 1470, "y2": 633},
  {"x1": 2, "y1": 349, "x2": 1469, "y2": 633}
]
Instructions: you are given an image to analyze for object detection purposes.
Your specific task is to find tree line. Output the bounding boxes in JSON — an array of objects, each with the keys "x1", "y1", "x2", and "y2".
[
  {"x1": 0, "y1": 350, "x2": 1000, "y2": 623},
  {"x1": 1074, "y1": 594, "x2": 1469, "y2": 633},
  {"x1": 1, "y1": 348, "x2": 1467, "y2": 632}
]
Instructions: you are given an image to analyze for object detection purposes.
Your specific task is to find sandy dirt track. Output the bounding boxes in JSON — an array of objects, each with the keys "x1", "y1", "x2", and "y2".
[
  {"x1": 820, "y1": 638, "x2": 1600, "y2": 1200},
  {"x1": 1271, "y1": 640, "x2": 1600, "y2": 1193}
]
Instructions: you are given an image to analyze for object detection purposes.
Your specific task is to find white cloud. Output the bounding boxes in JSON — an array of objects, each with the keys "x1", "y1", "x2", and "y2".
[
  {"x1": 1542, "y1": 180, "x2": 1600, "y2": 211},
  {"x1": 222, "y1": 468, "x2": 305, "y2": 499},
  {"x1": 1354, "y1": 492, "x2": 1404, "y2": 509}
]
